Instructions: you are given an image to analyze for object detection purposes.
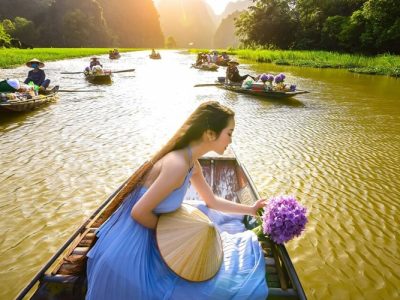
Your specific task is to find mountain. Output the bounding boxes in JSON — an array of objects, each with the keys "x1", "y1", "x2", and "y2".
[
  {"x1": 213, "y1": 11, "x2": 241, "y2": 48},
  {"x1": 219, "y1": 0, "x2": 252, "y2": 20},
  {"x1": 98, "y1": 0, "x2": 164, "y2": 47},
  {"x1": 213, "y1": 0, "x2": 253, "y2": 48},
  {"x1": 157, "y1": 0, "x2": 216, "y2": 48},
  {"x1": 0, "y1": 0, "x2": 53, "y2": 21}
]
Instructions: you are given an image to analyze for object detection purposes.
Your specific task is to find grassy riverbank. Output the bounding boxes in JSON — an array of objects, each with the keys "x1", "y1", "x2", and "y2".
[
  {"x1": 191, "y1": 49, "x2": 400, "y2": 77},
  {"x1": 0, "y1": 48, "x2": 141, "y2": 69}
]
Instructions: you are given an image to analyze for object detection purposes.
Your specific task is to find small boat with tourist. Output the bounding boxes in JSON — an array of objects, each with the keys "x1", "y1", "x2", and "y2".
[
  {"x1": 215, "y1": 77, "x2": 309, "y2": 99},
  {"x1": 15, "y1": 149, "x2": 306, "y2": 300},
  {"x1": 84, "y1": 71, "x2": 112, "y2": 84},
  {"x1": 109, "y1": 53, "x2": 121, "y2": 60},
  {"x1": 149, "y1": 53, "x2": 161, "y2": 59},
  {"x1": 109, "y1": 49, "x2": 121, "y2": 59},
  {"x1": 0, "y1": 86, "x2": 59, "y2": 112},
  {"x1": 192, "y1": 63, "x2": 219, "y2": 71}
]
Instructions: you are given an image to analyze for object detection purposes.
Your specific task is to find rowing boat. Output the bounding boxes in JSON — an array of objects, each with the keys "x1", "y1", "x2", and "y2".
[
  {"x1": 16, "y1": 149, "x2": 306, "y2": 299},
  {"x1": 149, "y1": 54, "x2": 161, "y2": 59},
  {"x1": 216, "y1": 77, "x2": 309, "y2": 99},
  {"x1": 109, "y1": 54, "x2": 121, "y2": 59},
  {"x1": 84, "y1": 72, "x2": 112, "y2": 84},
  {"x1": 192, "y1": 63, "x2": 219, "y2": 71},
  {"x1": 0, "y1": 88, "x2": 59, "y2": 112}
]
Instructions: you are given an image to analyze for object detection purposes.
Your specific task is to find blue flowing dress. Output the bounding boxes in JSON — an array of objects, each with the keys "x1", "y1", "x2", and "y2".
[{"x1": 86, "y1": 159, "x2": 268, "y2": 300}]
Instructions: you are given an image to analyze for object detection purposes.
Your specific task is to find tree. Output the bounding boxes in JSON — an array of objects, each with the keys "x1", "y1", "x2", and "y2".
[
  {"x1": 12, "y1": 17, "x2": 39, "y2": 45},
  {"x1": 235, "y1": 0, "x2": 298, "y2": 49},
  {"x1": 165, "y1": 36, "x2": 177, "y2": 48},
  {"x1": 39, "y1": 0, "x2": 112, "y2": 47},
  {"x1": 0, "y1": 23, "x2": 12, "y2": 47}
]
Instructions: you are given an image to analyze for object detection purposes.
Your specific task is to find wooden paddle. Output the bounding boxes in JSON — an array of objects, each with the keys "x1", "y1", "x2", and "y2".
[
  {"x1": 194, "y1": 83, "x2": 222, "y2": 87},
  {"x1": 61, "y1": 68, "x2": 135, "y2": 75},
  {"x1": 57, "y1": 89, "x2": 103, "y2": 92}
]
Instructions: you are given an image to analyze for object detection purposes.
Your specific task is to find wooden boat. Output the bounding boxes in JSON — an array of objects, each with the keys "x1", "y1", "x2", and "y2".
[
  {"x1": 84, "y1": 72, "x2": 112, "y2": 84},
  {"x1": 16, "y1": 149, "x2": 306, "y2": 300},
  {"x1": 0, "y1": 88, "x2": 59, "y2": 112},
  {"x1": 192, "y1": 63, "x2": 219, "y2": 71},
  {"x1": 216, "y1": 77, "x2": 309, "y2": 99},
  {"x1": 109, "y1": 54, "x2": 121, "y2": 60},
  {"x1": 149, "y1": 53, "x2": 161, "y2": 59},
  {"x1": 216, "y1": 60, "x2": 229, "y2": 67}
]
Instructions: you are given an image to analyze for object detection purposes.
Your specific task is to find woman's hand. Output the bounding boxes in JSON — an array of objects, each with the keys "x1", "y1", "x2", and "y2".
[{"x1": 251, "y1": 198, "x2": 268, "y2": 216}]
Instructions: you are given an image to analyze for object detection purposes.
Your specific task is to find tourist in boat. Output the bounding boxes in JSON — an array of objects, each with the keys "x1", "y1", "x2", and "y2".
[
  {"x1": 150, "y1": 49, "x2": 160, "y2": 58},
  {"x1": 89, "y1": 57, "x2": 103, "y2": 69},
  {"x1": 86, "y1": 101, "x2": 269, "y2": 300},
  {"x1": 24, "y1": 58, "x2": 50, "y2": 92},
  {"x1": 211, "y1": 51, "x2": 219, "y2": 63},
  {"x1": 195, "y1": 53, "x2": 204, "y2": 66},
  {"x1": 0, "y1": 79, "x2": 32, "y2": 93},
  {"x1": 222, "y1": 52, "x2": 230, "y2": 61},
  {"x1": 226, "y1": 60, "x2": 256, "y2": 83}
]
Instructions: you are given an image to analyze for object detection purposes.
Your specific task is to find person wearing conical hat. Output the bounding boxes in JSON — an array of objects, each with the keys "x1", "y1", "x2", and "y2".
[
  {"x1": 86, "y1": 101, "x2": 269, "y2": 300},
  {"x1": 226, "y1": 59, "x2": 256, "y2": 83},
  {"x1": 89, "y1": 57, "x2": 102, "y2": 69},
  {"x1": 24, "y1": 58, "x2": 50, "y2": 92}
]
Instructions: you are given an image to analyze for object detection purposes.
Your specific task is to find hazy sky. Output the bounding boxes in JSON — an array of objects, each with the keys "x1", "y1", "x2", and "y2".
[
  {"x1": 153, "y1": 0, "x2": 237, "y2": 15},
  {"x1": 204, "y1": 0, "x2": 236, "y2": 14}
]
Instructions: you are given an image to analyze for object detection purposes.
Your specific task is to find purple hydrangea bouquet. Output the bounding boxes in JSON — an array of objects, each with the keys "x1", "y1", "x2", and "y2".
[
  {"x1": 253, "y1": 195, "x2": 307, "y2": 244},
  {"x1": 274, "y1": 73, "x2": 287, "y2": 91},
  {"x1": 259, "y1": 74, "x2": 275, "y2": 91}
]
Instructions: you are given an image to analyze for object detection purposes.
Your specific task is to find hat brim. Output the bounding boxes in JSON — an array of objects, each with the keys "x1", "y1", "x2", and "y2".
[
  {"x1": 26, "y1": 61, "x2": 45, "y2": 68},
  {"x1": 156, "y1": 204, "x2": 223, "y2": 282}
]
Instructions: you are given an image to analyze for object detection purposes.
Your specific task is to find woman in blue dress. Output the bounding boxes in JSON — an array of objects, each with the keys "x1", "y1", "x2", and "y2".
[{"x1": 86, "y1": 101, "x2": 269, "y2": 299}]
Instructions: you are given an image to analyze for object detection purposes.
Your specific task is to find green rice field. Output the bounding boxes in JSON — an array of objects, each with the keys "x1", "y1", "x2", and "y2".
[{"x1": 0, "y1": 48, "x2": 141, "y2": 69}]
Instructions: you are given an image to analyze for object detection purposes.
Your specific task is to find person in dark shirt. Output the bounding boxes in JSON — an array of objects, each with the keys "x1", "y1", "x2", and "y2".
[
  {"x1": 90, "y1": 57, "x2": 103, "y2": 69},
  {"x1": 226, "y1": 60, "x2": 255, "y2": 83},
  {"x1": 24, "y1": 58, "x2": 50, "y2": 92}
]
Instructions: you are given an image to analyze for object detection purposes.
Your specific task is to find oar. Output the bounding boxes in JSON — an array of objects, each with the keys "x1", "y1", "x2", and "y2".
[
  {"x1": 60, "y1": 71, "x2": 83, "y2": 74},
  {"x1": 61, "y1": 68, "x2": 135, "y2": 75},
  {"x1": 57, "y1": 89, "x2": 103, "y2": 93},
  {"x1": 113, "y1": 68, "x2": 135, "y2": 74},
  {"x1": 194, "y1": 83, "x2": 222, "y2": 87}
]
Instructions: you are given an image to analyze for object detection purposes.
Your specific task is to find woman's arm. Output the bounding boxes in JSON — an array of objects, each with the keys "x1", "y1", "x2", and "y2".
[
  {"x1": 131, "y1": 153, "x2": 188, "y2": 229},
  {"x1": 190, "y1": 161, "x2": 266, "y2": 216}
]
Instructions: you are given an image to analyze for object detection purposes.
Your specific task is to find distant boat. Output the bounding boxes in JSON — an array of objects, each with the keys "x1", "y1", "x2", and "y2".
[
  {"x1": 109, "y1": 53, "x2": 121, "y2": 60},
  {"x1": 149, "y1": 53, "x2": 161, "y2": 59},
  {"x1": 15, "y1": 149, "x2": 306, "y2": 300},
  {"x1": 192, "y1": 63, "x2": 219, "y2": 71},
  {"x1": 84, "y1": 72, "x2": 112, "y2": 84},
  {"x1": 0, "y1": 87, "x2": 59, "y2": 112},
  {"x1": 215, "y1": 60, "x2": 230, "y2": 67},
  {"x1": 216, "y1": 77, "x2": 309, "y2": 99}
]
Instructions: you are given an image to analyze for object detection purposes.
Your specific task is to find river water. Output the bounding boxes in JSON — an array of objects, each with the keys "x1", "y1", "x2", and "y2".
[{"x1": 0, "y1": 50, "x2": 399, "y2": 300}]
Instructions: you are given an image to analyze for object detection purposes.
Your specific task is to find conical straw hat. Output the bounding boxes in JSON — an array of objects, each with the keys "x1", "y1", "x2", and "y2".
[
  {"x1": 156, "y1": 204, "x2": 223, "y2": 282},
  {"x1": 26, "y1": 58, "x2": 45, "y2": 68}
]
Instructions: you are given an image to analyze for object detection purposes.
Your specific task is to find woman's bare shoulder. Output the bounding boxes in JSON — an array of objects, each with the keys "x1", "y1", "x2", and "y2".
[{"x1": 162, "y1": 150, "x2": 189, "y2": 173}]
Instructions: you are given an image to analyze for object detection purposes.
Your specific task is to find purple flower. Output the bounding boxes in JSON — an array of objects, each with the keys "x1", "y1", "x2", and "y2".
[
  {"x1": 267, "y1": 74, "x2": 274, "y2": 82},
  {"x1": 260, "y1": 73, "x2": 269, "y2": 83},
  {"x1": 261, "y1": 195, "x2": 307, "y2": 244},
  {"x1": 274, "y1": 73, "x2": 286, "y2": 84}
]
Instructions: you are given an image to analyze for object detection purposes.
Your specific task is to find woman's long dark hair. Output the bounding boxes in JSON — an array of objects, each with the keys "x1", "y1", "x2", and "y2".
[{"x1": 95, "y1": 101, "x2": 234, "y2": 224}]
